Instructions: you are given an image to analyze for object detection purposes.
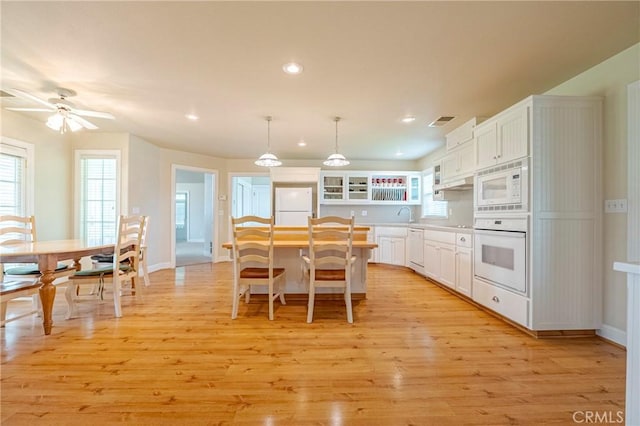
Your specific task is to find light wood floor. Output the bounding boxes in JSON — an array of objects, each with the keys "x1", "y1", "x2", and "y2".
[{"x1": 1, "y1": 263, "x2": 626, "y2": 425}]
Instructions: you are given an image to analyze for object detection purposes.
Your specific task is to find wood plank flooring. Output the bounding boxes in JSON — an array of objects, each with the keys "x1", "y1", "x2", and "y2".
[{"x1": 1, "y1": 263, "x2": 626, "y2": 425}]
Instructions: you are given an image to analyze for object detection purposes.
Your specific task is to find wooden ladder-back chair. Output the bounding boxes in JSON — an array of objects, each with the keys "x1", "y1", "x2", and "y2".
[
  {"x1": 65, "y1": 215, "x2": 145, "y2": 319},
  {"x1": 90, "y1": 215, "x2": 150, "y2": 288},
  {"x1": 230, "y1": 215, "x2": 286, "y2": 320},
  {"x1": 0, "y1": 215, "x2": 74, "y2": 281},
  {"x1": 304, "y1": 216, "x2": 355, "y2": 323},
  {"x1": 0, "y1": 215, "x2": 74, "y2": 324}
]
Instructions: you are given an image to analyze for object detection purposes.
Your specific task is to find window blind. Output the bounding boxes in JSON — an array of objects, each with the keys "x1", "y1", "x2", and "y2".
[
  {"x1": 0, "y1": 143, "x2": 27, "y2": 216},
  {"x1": 422, "y1": 168, "x2": 448, "y2": 218},
  {"x1": 79, "y1": 156, "x2": 118, "y2": 245}
]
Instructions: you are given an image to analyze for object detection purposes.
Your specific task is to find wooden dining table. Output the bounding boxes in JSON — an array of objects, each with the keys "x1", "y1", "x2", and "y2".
[{"x1": 0, "y1": 239, "x2": 114, "y2": 335}]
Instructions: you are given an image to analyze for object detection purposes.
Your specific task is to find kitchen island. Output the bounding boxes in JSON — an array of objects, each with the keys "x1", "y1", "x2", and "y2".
[{"x1": 222, "y1": 226, "x2": 376, "y2": 298}]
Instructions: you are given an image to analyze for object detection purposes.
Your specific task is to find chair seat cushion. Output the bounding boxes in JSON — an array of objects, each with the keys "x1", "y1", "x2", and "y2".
[
  {"x1": 240, "y1": 267, "x2": 285, "y2": 279},
  {"x1": 72, "y1": 264, "x2": 132, "y2": 277},
  {"x1": 314, "y1": 269, "x2": 346, "y2": 281},
  {"x1": 90, "y1": 254, "x2": 114, "y2": 263},
  {"x1": 4, "y1": 262, "x2": 70, "y2": 276}
]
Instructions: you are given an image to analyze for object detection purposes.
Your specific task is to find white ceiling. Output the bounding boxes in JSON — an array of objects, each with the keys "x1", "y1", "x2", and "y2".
[{"x1": 1, "y1": 1, "x2": 638, "y2": 162}]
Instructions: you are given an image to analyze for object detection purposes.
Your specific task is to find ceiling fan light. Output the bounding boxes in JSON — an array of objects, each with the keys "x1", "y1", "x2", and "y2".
[
  {"x1": 255, "y1": 152, "x2": 282, "y2": 167},
  {"x1": 66, "y1": 117, "x2": 83, "y2": 132},
  {"x1": 46, "y1": 113, "x2": 64, "y2": 131}
]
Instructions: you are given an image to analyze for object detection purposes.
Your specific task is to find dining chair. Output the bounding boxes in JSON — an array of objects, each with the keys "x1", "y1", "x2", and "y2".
[
  {"x1": 230, "y1": 215, "x2": 286, "y2": 320},
  {"x1": 0, "y1": 215, "x2": 74, "y2": 319},
  {"x1": 303, "y1": 215, "x2": 355, "y2": 323},
  {"x1": 0, "y1": 215, "x2": 75, "y2": 281},
  {"x1": 0, "y1": 280, "x2": 41, "y2": 326},
  {"x1": 65, "y1": 215, "x2": 145, "y2": 319},
  {"x1": 90, "y1": 215, "x2": 150, "y2": 288}
]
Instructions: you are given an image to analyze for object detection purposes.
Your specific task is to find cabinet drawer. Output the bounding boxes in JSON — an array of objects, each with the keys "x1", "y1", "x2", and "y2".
[
  {"x1": 376, "y1": 226, "x2": 407, "y2": 237},
  {"x1": 456, "y1": 233, "x2": 472, "y2": 248},
  {"x1": 473, "y1": 278, "x2": 529, "y2": 327},
  {"x1": 424, "y1": 230, "x2": 456, "y2": 245}
]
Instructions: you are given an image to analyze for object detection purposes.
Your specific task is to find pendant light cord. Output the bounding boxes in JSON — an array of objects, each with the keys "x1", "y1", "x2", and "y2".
[
  {"x1": 334, "y1": 116, "x2": 340, "y2": 153},
  {"x1": 266, "y1": 116, "x2": 272, "y2": 152}
]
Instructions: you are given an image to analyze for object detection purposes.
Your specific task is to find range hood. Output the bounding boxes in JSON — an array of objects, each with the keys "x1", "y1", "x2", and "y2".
[{"x1": 434, "y1": 176, "x2": 474, "y2": 191}]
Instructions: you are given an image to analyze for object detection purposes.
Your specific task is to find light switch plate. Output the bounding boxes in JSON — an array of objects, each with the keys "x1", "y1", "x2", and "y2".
[{"x1": 604, "y1": 199, "x2": 628, "y2": 213}]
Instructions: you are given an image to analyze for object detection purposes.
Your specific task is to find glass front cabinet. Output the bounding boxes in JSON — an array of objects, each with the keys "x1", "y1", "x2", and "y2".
[{"x1": 321, "y1": 171, "x2": 420, "y2": 205}]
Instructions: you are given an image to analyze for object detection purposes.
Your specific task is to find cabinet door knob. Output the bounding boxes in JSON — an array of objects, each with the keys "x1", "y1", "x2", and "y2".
[
  {"x1": 492, "y1": 295, "x2": 500, "y2": 303},
  {"x1": 493, "y1": 156, "x2": 497, "y2": 160},
  {"x1": 460, "y1": 237, "x2": 466, "y2": 242}
]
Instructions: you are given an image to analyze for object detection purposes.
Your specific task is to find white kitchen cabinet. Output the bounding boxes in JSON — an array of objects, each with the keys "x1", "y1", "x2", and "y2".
[
  {"x1": 473, "y1": 95, "x2": 602, "y2": 332},
  {"x1": 423, "y1": 229, "x2": 473, "y2": 295},
  {"x1": 423, "y1": 230, "x2": 456, "y2": 289},
  {"x1": 446, "y1": 117, "x2": 479, "y2": 150},
  {"x1": 474, "y1": 105, "x2": 528, "y2": 170},
  {"x1": 439, "y1": 243, "x2": 456, "y2": 289},
  {"x1": 320, "y1": 171, "x2": 420, "y2": 205},
  {"x1": 455, "y1": 233, "x2": 473, "y2": 297},
  {"x1": 321, "y1": 172, "x2": 346, "y2": 202},
  {"x1": 423, "y1": 239, "x2": 440, "y2": 279},
  {"x1": 441, "y1": 143, "x2": 474, "y2": 182},
  {"x1": 407, "y1": 228, "x2": 424, "y2": 273},
  {"x1": 375, "y1": 226, "x2": 407, "y2": 266}
]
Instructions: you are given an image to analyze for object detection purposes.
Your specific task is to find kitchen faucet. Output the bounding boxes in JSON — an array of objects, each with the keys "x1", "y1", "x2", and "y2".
[{"x1": 397, "y1": 206, "x2": 413, "y2": 223}]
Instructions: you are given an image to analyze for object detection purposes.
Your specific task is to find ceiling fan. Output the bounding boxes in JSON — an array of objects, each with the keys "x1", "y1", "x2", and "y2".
[{"x1": 4, "y1": 87, "x2": 115, "y2": 133}]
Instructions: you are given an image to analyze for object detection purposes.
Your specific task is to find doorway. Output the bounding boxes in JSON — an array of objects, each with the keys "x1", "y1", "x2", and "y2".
[
  {"x1": 172, "y1": 166, "x2": 217, "y2": 268},
  {"x1": 230, "y1": 174, "x2": 271, "y2": 219}
]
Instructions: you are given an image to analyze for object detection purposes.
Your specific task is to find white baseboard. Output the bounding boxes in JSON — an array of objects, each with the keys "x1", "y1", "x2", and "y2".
[
  {"x1": 216, "y1": 255, "x2": 231, "y2": 263},
  {"x1": 597, "y1": 324, "x2": 626, "y2": 347},
  {"x1": 148, "y1": 262, "x2": 171, "y2": 273}
]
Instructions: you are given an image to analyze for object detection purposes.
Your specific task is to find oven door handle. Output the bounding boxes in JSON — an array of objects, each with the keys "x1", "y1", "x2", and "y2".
[{"x1": 474, "y1": 229, "x2": 526, "y2": 238}]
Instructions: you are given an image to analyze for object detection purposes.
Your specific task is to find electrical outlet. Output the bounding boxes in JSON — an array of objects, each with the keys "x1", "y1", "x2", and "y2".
[
  {"x1": 350, "y1": 210, "x2": 355, "y2": 217},
  {"x1": 605, "y1": 199, "x2": 628, "y2": 213},
  {"x1": 361, "y1": 210, "x2": 368, "y2": 217}
]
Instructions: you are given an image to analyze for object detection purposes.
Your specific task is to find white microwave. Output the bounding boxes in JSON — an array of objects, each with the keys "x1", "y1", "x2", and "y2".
[{"x1": 475, "y1": 160, "x2": 528, "y2": 213}]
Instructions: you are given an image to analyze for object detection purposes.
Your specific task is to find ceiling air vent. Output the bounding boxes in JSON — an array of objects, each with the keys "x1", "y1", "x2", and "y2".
[
  {"x1": 0, "y1": 90, "x2": 16, "y2": 98},
  {"x1": 428, "y1": 116, "x2": 456, "y2": 127}
]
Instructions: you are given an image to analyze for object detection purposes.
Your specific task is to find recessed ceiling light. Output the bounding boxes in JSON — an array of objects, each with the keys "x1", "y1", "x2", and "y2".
[
  {"x1": 396, "y1": 152, "x2": 404, "y2": 156},
  {"x1": 297, "y1": 140, "x2": 307, "y2": 147},
  {"x1": 401, "y1": 116, "x2": 416, "y2": 123},
  {"x1": 185, "y1": 114, "x2": 199, "y2": 121},
  {"x1": 283, "y1": 62, "x2": 303, "y2": 75}
]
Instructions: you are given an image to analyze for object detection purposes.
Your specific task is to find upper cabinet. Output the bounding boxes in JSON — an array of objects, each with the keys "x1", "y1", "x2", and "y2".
[
  {"x1": 475, "y1": 104, "x2": 529, "y2": 170},
  {"x1": 320, "y1": 171, "x2": 420, "y2": 205},
  {"x1": 445, "y1": 117, "x2": 478, "y2": 150}
]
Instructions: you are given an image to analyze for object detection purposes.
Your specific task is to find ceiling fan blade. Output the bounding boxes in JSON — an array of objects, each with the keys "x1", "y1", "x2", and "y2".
[
  {"x1": 5, "y1": 107, "x2": 53, "y2": 112},
  {"x1": 72, "y1": 109, "x2": 115, "y2": 120},
  {"x1": 4, "y1": 88, "x2": 56, "y2": 110},
  {"x1": 69, "y1": 114, "x2": 98, "y2": 130}
]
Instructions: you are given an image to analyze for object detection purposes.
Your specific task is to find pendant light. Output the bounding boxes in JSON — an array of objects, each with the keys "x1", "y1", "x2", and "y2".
[
  {"x1": 254, "y1": 116, "x2": 282, "y2": 167},
  {"x1": 324, "y1": 116, "x2": 350, "y2": 167}
]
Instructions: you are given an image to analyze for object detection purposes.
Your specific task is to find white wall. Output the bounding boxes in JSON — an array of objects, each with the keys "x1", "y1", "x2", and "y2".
[
  {"x1": 1, "y1": 110, "x2": 71, "y2": 240},
  {"x1": 128, "y1": 134, "x2": 163, "y2": 268},
  {"x1": 544, "y1": 42, "x2": 640, "y2": 338},
  {"x1": 176, "y1": 182, "x2": 205, "y2": 241}
]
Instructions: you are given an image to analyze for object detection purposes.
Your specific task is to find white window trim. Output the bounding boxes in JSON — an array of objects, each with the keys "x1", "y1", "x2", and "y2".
[
  {"x1": 74, "y1": 149, "x2": 121, "y2": 239},
  {"x1": 421, "y1": 167, "x2": 448, "y2": 219},
  {"x1": 1, "y1": 137, "x2": 35, "y2": 216}
]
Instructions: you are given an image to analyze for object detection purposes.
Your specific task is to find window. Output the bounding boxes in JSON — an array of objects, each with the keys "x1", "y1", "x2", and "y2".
[
  {"x1": 0, "y1": 138, "x2": 34, "y2": 216},
  {"x1": 422, "y1": 168, "x2": 448, "y2": 218},
  {"x1": 76, "y1": 151, "x2": 120, "y2": 245}
]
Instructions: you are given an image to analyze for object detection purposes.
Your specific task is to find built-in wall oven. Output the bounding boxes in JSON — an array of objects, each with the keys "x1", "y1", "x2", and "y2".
[{"x1": 473, "y1": 217, "x2": 528, "y2": 295}]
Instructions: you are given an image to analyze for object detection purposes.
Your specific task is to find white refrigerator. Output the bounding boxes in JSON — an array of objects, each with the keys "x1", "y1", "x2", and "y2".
[{"x1": 275, "y1": 187, "x2": 313, "y2": 226}]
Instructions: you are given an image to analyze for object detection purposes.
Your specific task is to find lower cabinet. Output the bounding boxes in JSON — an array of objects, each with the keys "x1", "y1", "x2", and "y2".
[
  {"x1": 375, "y1": 226, "x2": 407, "y2": 266},
  {"x1": 455, "y1": 233, "x2": 473, "y2": 297},
  {"x1": 424, "y1": 230, "x2": 473, "y2": 296}
]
